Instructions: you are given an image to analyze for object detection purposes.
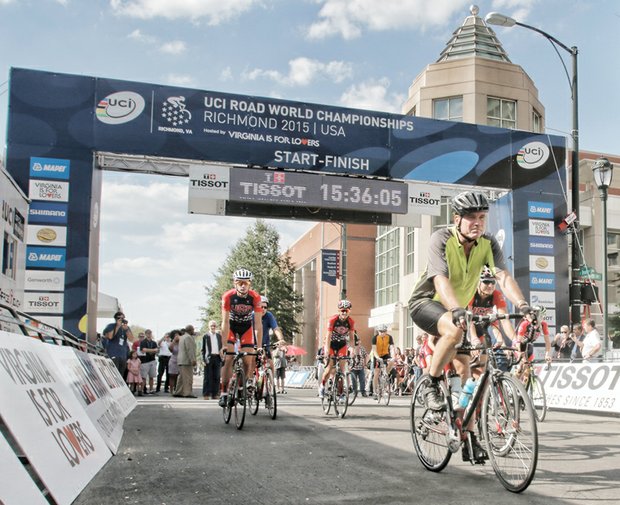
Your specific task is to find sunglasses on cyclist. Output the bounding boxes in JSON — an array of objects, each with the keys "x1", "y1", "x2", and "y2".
[
  {"x1": 481, "y1": 280, "x2": 496, "y2": 285},
  {"x1": 235, "y1": 280, "x2": 250, "y2": 286}
]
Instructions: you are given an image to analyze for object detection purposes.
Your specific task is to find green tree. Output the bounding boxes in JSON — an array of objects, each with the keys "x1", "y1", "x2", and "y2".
[{"x1": 200, "y1": 220, "x2": 303, "y2": 341}]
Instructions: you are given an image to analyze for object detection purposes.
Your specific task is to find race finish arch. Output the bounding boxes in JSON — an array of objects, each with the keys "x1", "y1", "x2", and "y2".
[{"x1": 5, "y1": 67, "x2": 568, "y2": 341}]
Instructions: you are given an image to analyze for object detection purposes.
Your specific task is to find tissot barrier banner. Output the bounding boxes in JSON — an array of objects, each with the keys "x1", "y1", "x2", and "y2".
[
  {"x1": 46, "y1": 345, "x2": 126, "y2": 453},
  {"x1": 0, "y1": 332, "x2": 111, "y2": 505}
]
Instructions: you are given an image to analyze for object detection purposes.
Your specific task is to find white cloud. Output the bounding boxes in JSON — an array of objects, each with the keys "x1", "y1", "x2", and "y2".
[
  {"x1": 165, "y1": 73, "x2": 195, "y2": 86},
  {"x1": 127, "y1": 28, "x2": 156, "y2": 43},
  {"x1": 491, "y1": 0, "x2": 537, "y2": 22},
  {"x1": 307, "y1": 0, "x2": 473, "y2": 40},
  {"x1": 244, "y1": 57, "x2": 353, "y2": 86},
  {"x1": 110, "y1": 0, "x2": 260, "y2": 24},
  {"x1": 339, "y1": 78, "x2": 404, "y2": 112},
  {"x1": 220, "y1": 66, "x2": 233, "y2": 81},
  {"x1": 160, "y1": 40, "x2": 187, "y2": 55}
]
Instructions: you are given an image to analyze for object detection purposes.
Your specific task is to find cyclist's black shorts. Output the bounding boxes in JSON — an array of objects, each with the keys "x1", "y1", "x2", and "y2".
[
  {"x1": 409, "y1": 299, "x2": 446, "y2": 336},
  {"x1": 374, "y1": 355, "x2": 390, "y2": 368}
]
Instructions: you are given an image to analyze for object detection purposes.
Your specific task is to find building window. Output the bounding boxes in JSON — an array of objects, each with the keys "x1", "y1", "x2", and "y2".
[
  {"x1": 433, "y1": 96, "x2": 463, "y2": 122},
  {"x1": 431, "y1": 197, "x2": 453, "y2": 231},
  {"x1": 487, "y1": 97, "x2": 516, "y2": 129},
  {"x1": 405, "y1": 311, "x2": 416, "y2": 349},
  {"x1": 405, "y1": 227, "x2": 416, "y2": 275},
  {"x1": 532, "y1": 109, "x2": 542, "y2": 133},
  {"x1": 375, "y1": 226, "x2": 400, "y2": 307},
  {"x1": 2, "y1": 232, "x2": 17, "y2": 280}
]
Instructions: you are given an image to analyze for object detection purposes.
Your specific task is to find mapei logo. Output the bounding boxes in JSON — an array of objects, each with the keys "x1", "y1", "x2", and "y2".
[
  {"x1": 517, "y1": 141, "x2": 550, "y2": 169},
  {"x1": 528, "y1": 201, "x2": 554, "y2": 219},
  {"x1": 96, "y1": 91, "x2": 145, "y2": 125},
  {"x1": 30, "y1": 157, "x2": 70, "y2": 180}
]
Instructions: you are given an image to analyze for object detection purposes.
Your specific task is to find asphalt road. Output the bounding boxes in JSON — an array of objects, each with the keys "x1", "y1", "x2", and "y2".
[{"x1": 73, "y1": 384, "x2": 620, "y2": 505}]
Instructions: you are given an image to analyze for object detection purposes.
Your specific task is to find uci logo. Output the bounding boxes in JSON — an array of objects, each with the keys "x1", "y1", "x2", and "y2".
[
  {"x1": 96, "y1": 91, "x2": 145, "y2": 125},
  {"x1": 517, "y1": 141, "x2": 550, "y2": 169}
]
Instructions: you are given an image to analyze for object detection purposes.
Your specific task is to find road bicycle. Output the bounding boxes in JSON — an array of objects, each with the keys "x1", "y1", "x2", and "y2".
[
  {"x1": 374, "y1": 358, "x2": 391, "y2": 405},
  {"x1": 321, "y1": 356, "x2": 351, "y2": 418},
  {"x1": 410, "y1": 310, "x2": 540, "y2": 493},
  {"x1": 513, "y1": 356, "x2": 548, "y2": 422},
  {"x1": 248, "y1": 345, "x2": 277, "y2": 420},
  {"x1": 222, "y1": 350, "x2": 256, "y2": 430}
]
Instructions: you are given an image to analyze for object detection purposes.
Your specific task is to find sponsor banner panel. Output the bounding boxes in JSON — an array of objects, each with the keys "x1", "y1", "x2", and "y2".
[
  {"x1": 25, "y1": 270, "x2": 66, "y2": 292},
  {"x1": 538, "y1": 362, "x2": 620, "y2": 414},
  {"x1": 530, "y1": 272, "x2": 555, "y2": 291},
  {"x1": 90, "y1": 355, "x2": 137, "y2": 417},
  {"x1": 541, "y1": 308, "x2": 556, "y2": 327},
  {"x1": 0, "y1": 332, "x2": 111, "y2": 505},
  {"x1": 530, "y1": 290, "x2": 556, "y2": 308},
  {"x1": 529, "y1": 254, "x2": 555, "y2": 273},
  {"x1": 529, "y1": 236, "x2": 554, "y2": 254},
  {"x1": 23, "y1": 292, "x2": 64, "y2": 314},
  {"x1": 26, "y1": 225, "x2": 67, "y2": 247},
  {"x1": 527, "y1": 201, "x2": 554, "y2": 219},
  {"x1": 407, "y1": 183, "x2": 441, "y2": 216},
  {"x1": 0, "y1": 432, "x2": 49, "y2": 505},
  {"x1": 29, "y1": 180, "x2": 69, "y2": 202},
  {"x1": 188, "y1": 164, "x2": 231, "y2": 200},
  {"x1": 528, "y1": 218, "x2": 554, "y2": 237},
  {"x1": 28, "y1": 201, "x2": 69, "y2": 224},
  {"x1": 32, "y1": 315, "x2": 64, "y2": 328},
  {"x1": 30, "y1": 157, "x2": 70, "y2": 180},
  {"x1": 321, "y1": 249, "x2": 339, "y2": 286},
  {"x1": 46, "y1": 346, "x2": 125, "y2": 453},
  {"x1": 26, "y1": 246, "x2": 66, "y2": 268}
]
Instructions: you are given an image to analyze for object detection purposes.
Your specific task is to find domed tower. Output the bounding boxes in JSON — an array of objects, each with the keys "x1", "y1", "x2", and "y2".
[{"x1": 402, "y1": 5, "x2": 545, "y2": 132}]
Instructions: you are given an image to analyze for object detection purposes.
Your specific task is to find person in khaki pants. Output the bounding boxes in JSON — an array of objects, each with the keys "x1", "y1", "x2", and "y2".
[{"x1": 174, "y1": 325, "x2": 197, "y2": 398}]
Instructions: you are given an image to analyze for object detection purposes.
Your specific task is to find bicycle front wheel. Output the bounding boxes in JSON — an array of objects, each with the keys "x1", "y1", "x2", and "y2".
[
  {"x1": 346, "y1": 372, "x2": 358, "y2": 406},
  {"x1": 223, "y1": 374, "x2": 235, "y2": 424},
  {"x1": 481, "y1": 374, "x2": 538, "y2": 493},
  {"x1": 264, "y1": 369, "x2": 277, "y2": 420},
  {"x1": 321, "y1": 379, "x2": 332, "y2": 415},
  {"x1": 233, "y1": 369, "x2": 247, "y2": 430},
  {"x1": 249, "y1": 377, "x2": 259, "y2": 416},
  {"x1": 410, "y1": 375, "x2": 451, "y2": 472},
  {"x1": 334, "y1": 373, "x2": 349, "y2": 418},
  {"x1": 528, "y1": 375, "x2": 547, "y2": 422}
]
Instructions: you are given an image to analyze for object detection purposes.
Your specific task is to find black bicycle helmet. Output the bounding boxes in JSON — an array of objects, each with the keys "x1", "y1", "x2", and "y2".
[{"x1": 452, "y1": 191, "x2": 489, "y2": 216}]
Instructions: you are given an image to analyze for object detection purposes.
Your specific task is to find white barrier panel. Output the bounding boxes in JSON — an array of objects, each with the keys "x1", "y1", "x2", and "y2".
[
  {"x1": 46, "y1": 346, "x2": 126, "y2": 453},
  {"x1": 0, "y1": 433, "x2": 49, "y2": 505},
  {"x1": 0, "y1": 331, "x2": 112, "y2": 505},
  {"x1": 537, "y1": 362, "x2": 620, "y2": 414},
  {"x1": 90, "y1": 354, "x2": 137, "y2": 417}
]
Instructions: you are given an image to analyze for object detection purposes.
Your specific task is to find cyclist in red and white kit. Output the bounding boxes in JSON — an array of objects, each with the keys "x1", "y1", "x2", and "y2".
[
  {"x1": 218, "y1": 268, "x2": 263, "y2": 407},
  {"x1": 318, "y1": 300, "x2": 355, "y2": 399}
]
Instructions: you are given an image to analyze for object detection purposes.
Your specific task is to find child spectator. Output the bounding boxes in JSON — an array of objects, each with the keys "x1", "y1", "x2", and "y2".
[{"x1": 127, "y1": 351, "x2": 143, "y2": 396}]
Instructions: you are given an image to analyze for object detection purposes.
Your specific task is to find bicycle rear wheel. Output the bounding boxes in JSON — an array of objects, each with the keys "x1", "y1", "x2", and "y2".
[
  {"x1": 410, "y1": 375, "x2": 452, "y2": 472},
  {"x1": 249, "y1": 376, "x2": 259, "y2": 416},
  {"x1": 264, "y1": 369, "x2": 277, "y2": 420},
  {"x1": 334, "y1": 373, "x2": 349, "y2": 418},
  {"x1": 233, "y1": 369, "x2": 247, "y2": 430},
  {"x1": 528, "y1": 375, "x2": 547, "y2": 422},
  {"x1": 346, "y1": 372, "x2": 358, "y2": 406},
  {"x1": 223, "y1": 373, "x2": 237, "y2": 424},
  {"x1": 481, "y1": 374, "x2": 538, "y2": 493},
  {"x1": 321, "y1": 379, "x2": 332, "y2": 414},
  {"x1": 383, "y1": 373, "x2": 392, "y2": 405}
]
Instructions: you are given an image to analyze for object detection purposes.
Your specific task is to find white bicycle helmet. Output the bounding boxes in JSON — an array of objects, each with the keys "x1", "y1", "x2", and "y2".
[
  {"x1": 337, "y1": 299, "x2": 352, "y2": 310},
  {"x1": 233, "y1": 268, "x2": 253, "y2": 281}
]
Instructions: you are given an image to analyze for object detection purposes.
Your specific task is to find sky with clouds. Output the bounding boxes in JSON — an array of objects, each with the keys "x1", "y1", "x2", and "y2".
[{"x1": 1, "y1": 0, "x2": 619, "y2": 336}]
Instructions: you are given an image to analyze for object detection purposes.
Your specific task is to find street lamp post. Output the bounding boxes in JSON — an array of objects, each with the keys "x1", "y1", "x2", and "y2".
[
  {"x1": 592, "y1": 157, "x2": 614, "y2": 355},
  {"x1": 485, "y1": 12, "x2": 581, "y2": 325}
]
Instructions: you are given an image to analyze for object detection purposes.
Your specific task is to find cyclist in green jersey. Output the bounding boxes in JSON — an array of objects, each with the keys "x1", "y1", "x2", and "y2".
[{"x1": 408, "y1": 191, "x2": 531, "y2": 410}]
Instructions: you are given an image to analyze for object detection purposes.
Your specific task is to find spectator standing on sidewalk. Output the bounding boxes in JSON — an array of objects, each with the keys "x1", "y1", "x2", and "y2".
[
  {"x1": 202, "y1": 320, "x2": 223, "y2": 400},
  {"x1": 174, "y1": 325, "x2": 197, "y2": 398},
  {"x1": 570, "y1": 323, "x2": 585, "y2": 361},
  {"x1": 156, "y1": 333, "x2": 172, "y2": 393},
  {"x1": 349, "y1": 337, "x2": 368, "y2": 397},
  {"x1": 140, "y1": 329, "x2": 158, "y2": 394},
  {"x1": 274, "y1": 340, "x2": 288, "y2": 394},
  {"x1": 103, "y1": 311, "x2": 134, "y2": 378},
  {"x1": 167, "y1": 330, "x2": 181, "y2": 393},
  {"x1": 581, "y1": 319, "x2": 602, "y2": 363}
]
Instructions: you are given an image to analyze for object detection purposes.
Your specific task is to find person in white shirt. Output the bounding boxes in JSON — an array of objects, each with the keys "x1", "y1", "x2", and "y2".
[
  {"x1": 201, "y1": 320, "x2": 223, "y2": 400},
  {"x1": 581, "y1": 319, "x2": 602, "y2": 363},
  {"x1": 156, "y1": 333, "x2": 173, "y2": 393}
]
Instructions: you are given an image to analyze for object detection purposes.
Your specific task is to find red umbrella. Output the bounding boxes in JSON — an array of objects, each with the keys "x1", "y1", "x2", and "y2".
[{"x1": 284, "y1": 344, "x2": 307, "y2": 356}]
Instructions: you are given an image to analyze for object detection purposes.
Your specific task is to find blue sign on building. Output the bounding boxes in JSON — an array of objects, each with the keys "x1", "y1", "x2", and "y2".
[
  {"x1": 528, "y1": 236, "x2": 554, "y2": 255},
  {"x1": 28, "y1": 202, "x2": 69, "y2": 224},
  {"x1": 30, "y1": 157, "x2": 70, "y2": 180},
  {"x1": 530, "y1": 272, "x2": 555, "y2": 291},
  {"x1": 527, "y1": 201, "x2": 554, "y2": 219},
  {"x1": 26, "y1": 247, "x2": 66, "y2": 268},
  {"x1": 321, "y1": 249, "x2": 339, "y2": 286}
]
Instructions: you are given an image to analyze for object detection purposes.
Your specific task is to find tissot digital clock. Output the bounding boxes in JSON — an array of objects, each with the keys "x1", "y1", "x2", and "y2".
[{"x1": 229, "y1": 168, "x2": 408, "y2": 214}]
